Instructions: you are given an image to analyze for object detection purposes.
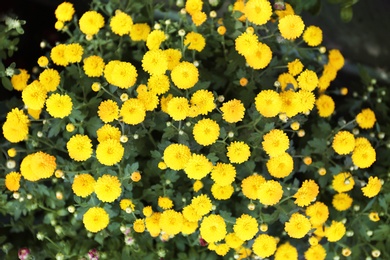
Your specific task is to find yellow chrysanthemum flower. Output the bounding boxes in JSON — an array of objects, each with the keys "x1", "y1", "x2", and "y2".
[
  {"x1": 316, "y1": 94, "x2": 335, "y2": 117},
  {"x1": 158, "y1": 196, "x2": 174, "y2": 210},
  {"x1": 181, "y1": 219, "x2": 198, "y2": 235},
  {"x1": 96, "y1": 139, "x2": 124, "y2": 166},
  {"x1": 227, "y1": 141, "x2": 251, "y2": 164},
  {"x1": 352, "y1": 143, "x2": 376, "y2": 168},
  {"x1": 220, "y1": 99, "x2": 245, "y2": 123},
  {"x1": 211, "y1": 183, "x2": 234, "y2": 200},
  {"x1": 361, "y1": 176, "x2": 382, "y2": 198},
  {"x1": 280, "y1": 90, "x2": 301, "y2": 118},
  {"x1": 67, "y1": 134, "x2": 93, "y2": 161},
  {"x1": 130, "y1": 23, "x2": 151, "y2": 41},
  {"x1": 167, "y1": 97, "x2": 190, "y2": 121},
  {"x1": 325, "y1": 221, "x2": 346, "y2": 242},
  {"x1": 241, "y1": 174, "x2": 266, "y2": 200},
  {"x1": 274, "y1": 242, "x2": 298, "y2": 260},
  {"x1": 72, "y1": 174, "x2": 96, "y2": 198},
  {"x1": 184, "y1": 153, "x2": 213, "y2": 180},
  {"x1": 142, "y1": 49, "x2": 168, "y2": 75},
  {"x1": 65, "y1": 43, "x2": 83, "y2": 63},
  {"x1": 164, "y1": 48, "x2": 182, "y2": 70},
  {"x1": 137, "y1": 91, "x2": 159, "y2": 111},
  {"x1": 234, "y1": 214, "x2": 258, "y2": 241},
  {"x1": 233, "y1": 0, "x2": 246, "y2": 21},
  {"x1": 278, "y1": 14, "x2": 305, "y2": 40},
  {"x1": 94, "y1": 174, "x2": 122, "y2": 202},
  {"x1": 275, "y1": 3, "x2": 295, "y2": 18},
  {"x1": 211, "y1": 162, "x2": 236, "y2": 186},
  {"x1": 22, "y1": 81, "x2": 47, "y2": 110},
  {"x1": 5, "y1": 172, "x2": 21, "y2": 191},
  {"x1": 185, "y1": 0, "x2": 203, "y2": 15},
  {"x1": 245, "y1": 42, "x2": 272, "y2": 70},
  {"x1": 293, "y1": 179, "x2": 319, "y2": 207},
  {"x1": 159, "y1": 209, "x2": 183, "y2": 235},
  {"x1": 98, "y1": 100, "x2": 119, "y2": 123},
  {"x1": 332, "y1": 131, "x2": 355, "y2": 155},
  {"x1": 262, "y1": 129, "x2": 289, "y2": 157},
  {"x1": 278, "y1": 72, "x2": 298, "y2": 90},
  {"x1": 243, "y1": 0, "x2": 272, "y2": 26},
  {"x1": 50, "y1": 44, "x2": 68, "y2": 66},
  {"x1": 303, "y1": 25, "x2": 323, "y2": 46},
  {"x1": 297, "y1": 69, "x2": 318, "y2": 91},
  {"x1": 39, "y1": 68, "x2": 60, "y2": 92},
  {"x1": 147, "y1": 74, "x2": 170, "y2": 95},
  {"x1": 304, "y1": 244, "x2": 327, "y2": 260},
  {"x1": 2, "y1": 108, "x2": 30, "y2": 143},
  {"x1": 306, "y1": 201, "x2": 329, "y2": 226},
  {"x1": 297, "y1": 90, "x2": 316, "y2": 113},
  {"x1": 356, "y1": 108, "x2": 376, "y2": 129},
  {"x1": 284, "y1": 213, "x2": 311, "y2": 239},
  {"x1": 11, "y1": 69, "x2": 30, "y2": 91},
  {"x1": 190, "y1": 89, "x2": 215, "y2": 116},
  {"x1": 258, "y1": 180, "x2": 283, "y2": 206},
  {"x1": 20, "y1": 152, "x2": 56, "y2": 181},
  {"x1": 328, "y1": 49, "x2": 344, "y2": 71},
  {"x1": 369, "y1": 212, "x2": 380, "y2": 222},
  {"x1": 287, "y1": 59, "x2": 304, "y2": 76},
  {"x1": 171, "y1": 61, "x2": 199, "y2": 90},
  {"x1": 200, "y1": 214, "x2": 227, "y2": 243},
  {"x1": 252, "y1": 234, "x2": 277, "y2": 258},
  {"x1": 145, "y1": 212, "x2": 161, "y2": 236},
  {"x1": 266, "y1": 152, "x2": 294, "y2": 178},
  {"x1": 225, "y1": 233, "x2": 244, "y2": 249},
  {"x1": 120, "y1": 98, "x2": 146, "y2": 125},
  {"x1": 184, "y1": 31, "x2": 206, "y2": 52},
  {"x1": 191, "y1": 194, "x2": 212, "y2": 216},
  {"x1": 163, "y1": 143, "x2": 191, "y2": 170},
  {"x1": 83, "y1": 207, "x2": 109, "y2": 233},
  {"x1": 104, "y1": 60, "x2": 138, "y2": 89},
  {"x1": 182, "y1": 205, "x2": 202, "y2": 222},
  {"x1": 83, "y1": 55, "x2": 105, "y2": 77},
  {"x1": 46, "y1": 93, "x2": 73, "y2": 118},
  {"x1": 332, "y1": 172, "x2": 355, "y2": 193},
  {"x1": 235, "y1": 32, "x2": 258, "y2": 57},
  {"x1": 20, "y1": 154, "x2": 38, "y2": 181},
  {"x1": 79, "y1": 11, "x2": 104, "y2": 36},
  {"x1": 110, "y1": 10, "x2": 133, "y2": 36},
  {"x1": 193, "y1": 118, "x2": 220, "y2": 146},
  {"x1": 146, "y1": 30, "x2": 166, "y2": 50},
  {"x1": 255, "y1": 90, "x2": 282, "y2": 118},
  {"x1": 193, "y1": 180, "x2": 203, "y2": 192},
  {"x1": 332, "y1": 193, "x2": 353, "y2": 211},
  {"x1": 191, "y1": 11, "x2": 207, "y2": 26},
  {"x1": 133, "y1": 219, "x2": 145, "y2": 233},
  {"x1": 55, "y1": 2, "x2": 75, "y2": 22}
]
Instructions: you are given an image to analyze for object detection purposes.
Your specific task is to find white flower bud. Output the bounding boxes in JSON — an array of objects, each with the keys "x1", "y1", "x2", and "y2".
[
  {"x1": 133, "y1": 134, "x2": 139, "y2": 140},
  {"x1": 7, "y1": 160, "x2": 16, "y2": 169}
]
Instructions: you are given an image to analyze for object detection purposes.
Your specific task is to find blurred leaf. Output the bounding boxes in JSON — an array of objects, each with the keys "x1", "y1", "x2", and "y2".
[
  {"x1": 1, "y1": 76, "x2": 13, "y2": 91},
  {"x1": 340, "y1": 6, "x2": 353, "y2": 22},
  {"x1": 371, "y1": 224, "x2": 390, "y2": 241}
]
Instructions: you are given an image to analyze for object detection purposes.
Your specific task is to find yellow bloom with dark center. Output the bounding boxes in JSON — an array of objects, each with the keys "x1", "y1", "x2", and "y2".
[
  {"x1": 94, "y1": 174, "x2": 122, "y2": 202},
  {"x1": 274, "y1": 242, "x2": 298, "y2": 260},
  {"x1": 146, "y1": 30, "x2": 166, "y2": 50},
  {"x1": 328, "y1": 49, "x2": 344, "y2": 71},
  {"x1": 190, "y1": 89, "x2": 215, "y2": 116},
  {"x1": 255, "y1": 89, "x2": 282, "y2": 118},
  {"x1": 193, "y1": 118, "x2": 220, "y2": 146},
  {"x1": 96, "y1": 139, "x2": 124, "y2": 166},
  {"x1": 133, "y1": 219, "x2": 145, "y2": 233},
  {"x1": 293, "y1": 179, "x2": 319, "y2": 207},
  {"x1": 356, "y1": 108, "x2": 376, "y2": 129},
  {"x1": 164, "y1": 48, "x2": 182, "y2": 70},
  {"x1": 225, "y1": 233, "x2": 244, "y2": 249},
  {"x1": 241, "y1": 174, "x2": 266, "y2": 200},
  {"x1": 184, "y1": 32, "x2": 206, "y2": 52},
  {"x1": 211, "y1": 162, "x2": 236, "y2": 186},
  {"x1": 39, "y1": 68, "x2": 60, "y2": 92},
  {"x1": 303, "y1": 26, "x2": 323, "y2": 46},
  {"x1": 5, "y1": 172, "x2": 21, "y2": 191},
  {"x1": 200, "y1": 214, "x2": 227, "y2": 243},
  {"x1": 130, "y1": 23, "x2": 151, "y2": 41},
  {"x1": 11, "y1": 68, "x2": 30, "y2": 91},
  {"x1": 352, "y1": 143, "x2": 376, "y2": 168},
  {"x1": 369, "y1": 212, "x2": 380, "y2": 222},
  {"x1": 316, "y1": 94, "x2": 335, "y2": 117},
  {"x1": 235, "y1": 32, "x2": 258, "y2": 57},
  {"x1": 211, "y1": 183, "x2": 234, "y2": 200},
  {"x1": 332, "y1": 172, "x2": 354, "y2": 193},
  {"x1": 98, "y1": 99, "x2": 119, "y2": 123},
  {"x1": 182, "y1": 205, "x2": 202, "y2": 222},
  {"x1": 278, "y1": 73, "x2": 298, "y2": 90},
  {"x1": 234, "y1": 214, "x2": 258, "y2": 241},
  {"x1": 163, "y1": 143, "x2": 191, "y2": 170},
  {"x1": 159, "y1": 209, "x2": 183, "y2": 235},
  {"x1": 266, "y1": 152, "x2": 294, "y2": 178},
  {"x1": 278, "y1": 14, "x2": 305, "y2": 40},
  {"x1": 221, "y1": 99, "x2": 245, "y2": 123},
  {"x1": 83, "y1": 55, "x2": 105, "y2": 77},
  {"x1": 243, "y1": 0, "x2": 272, "y2": 26},
  {"x1": 297, "y1": 69, "x2": 318, "y2": 91},
  {"x1": 284, "y1": 213, "x2": 311, "y2": 238},
  {"x1": 297, "y1": 90, "x2": 316, "y2": 113},
  {"x1": 166, "y1": 96, "x2": 190, "y2": 121},
  {"x1": 110, "y1": 10, "x2": 133, "y2": 36},
  {"x1": 185, "y1": 0, "x2": 203, "y2": 15},
  {"x1": 51, "y1": 44, "x2": 68, "y2": 66},
  {"x1": 96, "y1": 124, "x2": 121, "y2": 143},
  {"x1": 227, "y1": 141, "x2": 250, "y2": 164},
  {"x1": 171, "y1": 61, "x2": 199, "y2": 89},
  {"x1": 72, "y1": 174, "x2": 95, "y2": 198},
  {"x1": 361, "y1": 176, "x2": 382, "y2": 198},
  {"x1": 332, "y1": 131, "x2": 355, "y2": 155},
  {"x1": 252, "y1": 234, "x2": 277, "y2": 258},
  {"x1": 142, "y1": 49, "x2": 168, "y2": 75},
  {"x1": 306, "y1": 201, "x2": 329, "y2": 226},
  {"x1": 120, "y1": 98, "x2": 146, "y2": 125},
  {"x1": 191, "y1": 11, "x2": 207, "y2": 26},
  {"x1": 288, "y1": 59, "x2": 303, "y2": 76},
  {"x1": 22, "y1": 81, "x2": 47, "y2": 110},
  {"x1": 262, "y1": 129, "x2": 289, "y2": 157},
  {"x1": 304, "y1": 244, "x2": 326, "y2": 260},
  {"x1": 191, "y1": 194, "x2": 212, "y2": 216},
  {"x1": 104, "y1": 60, "x2": 138, "y2": 89},
  {"x1": 65, "y1": 43, "x2": 83, "y2": 63},
  {"x1": 280, "y1": 90, "x2": 301, "y2": 118},
  {"x1": 158, "y1": 196, "x2": 173, "y2": 210},
  {"x1": 67, "y1": 134, "x2": 93, "y2": 161},
  {"x1": 258, "y1": 180, "x2": 283, "y2": 206},
  {"x1": 245, "y1": 42, "x2": 272, "y2": 70},
  {"x1": 46, "y1": 93, "x2": 73, "y2": 118},
  {"x1": 2, "y1": 108, "x2": 29, "y2": 143},
  {"x1": 55, "y1": 2, "x2": 75, "y2": 22},
  {"x1": 332, "y1": 193, "x2": 353, "y2": 211},
  {"x1": 147, "y1": 74, "x2": 170, "y2": 95},
  {"x1": 79, "y1": 11, "x2": 104, "y2": 36},
  {"x1": 83, "y1": 207, "x2": 109, "y2": 233},
  {"x1": 184, "y1": 153, "x2": 213, "y2": 180},
  {"x1": 325, "y1": 221, "x2": 346, "y2": 242}
]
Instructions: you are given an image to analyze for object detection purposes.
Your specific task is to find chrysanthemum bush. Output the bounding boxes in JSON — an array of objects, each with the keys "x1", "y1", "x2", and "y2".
[{"x1": 1, "y1": 0, "x2": 389, "y2": 259}]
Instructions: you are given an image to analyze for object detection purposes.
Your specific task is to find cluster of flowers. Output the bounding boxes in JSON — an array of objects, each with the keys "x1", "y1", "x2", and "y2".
[{"x1": 2, "y1": 0, "x2": 386, "y2": 259}]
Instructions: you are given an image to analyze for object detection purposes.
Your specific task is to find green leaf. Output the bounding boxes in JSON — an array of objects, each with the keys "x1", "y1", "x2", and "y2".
[
  {"x1": 371, "y1": 225, "x2": 390, "y2": 241},
  {"x1": 48, "y1": 120, "x2": 63, "y2": 138},
  {"x1": 308, "y1": 138, "x2": 327, "y2": 154},
  {"x1": 165, "y1": 169, "x2": 180, "y2": 183},
  {"x1": 219, "y1": 210, "x2": 235, "y2": 224},
  {"x1": 340, "y1": 6, "x2": 353, "y2": 22},
  {"x1": 1, "y1": 76, "x2": 13, "y2": 91}
]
